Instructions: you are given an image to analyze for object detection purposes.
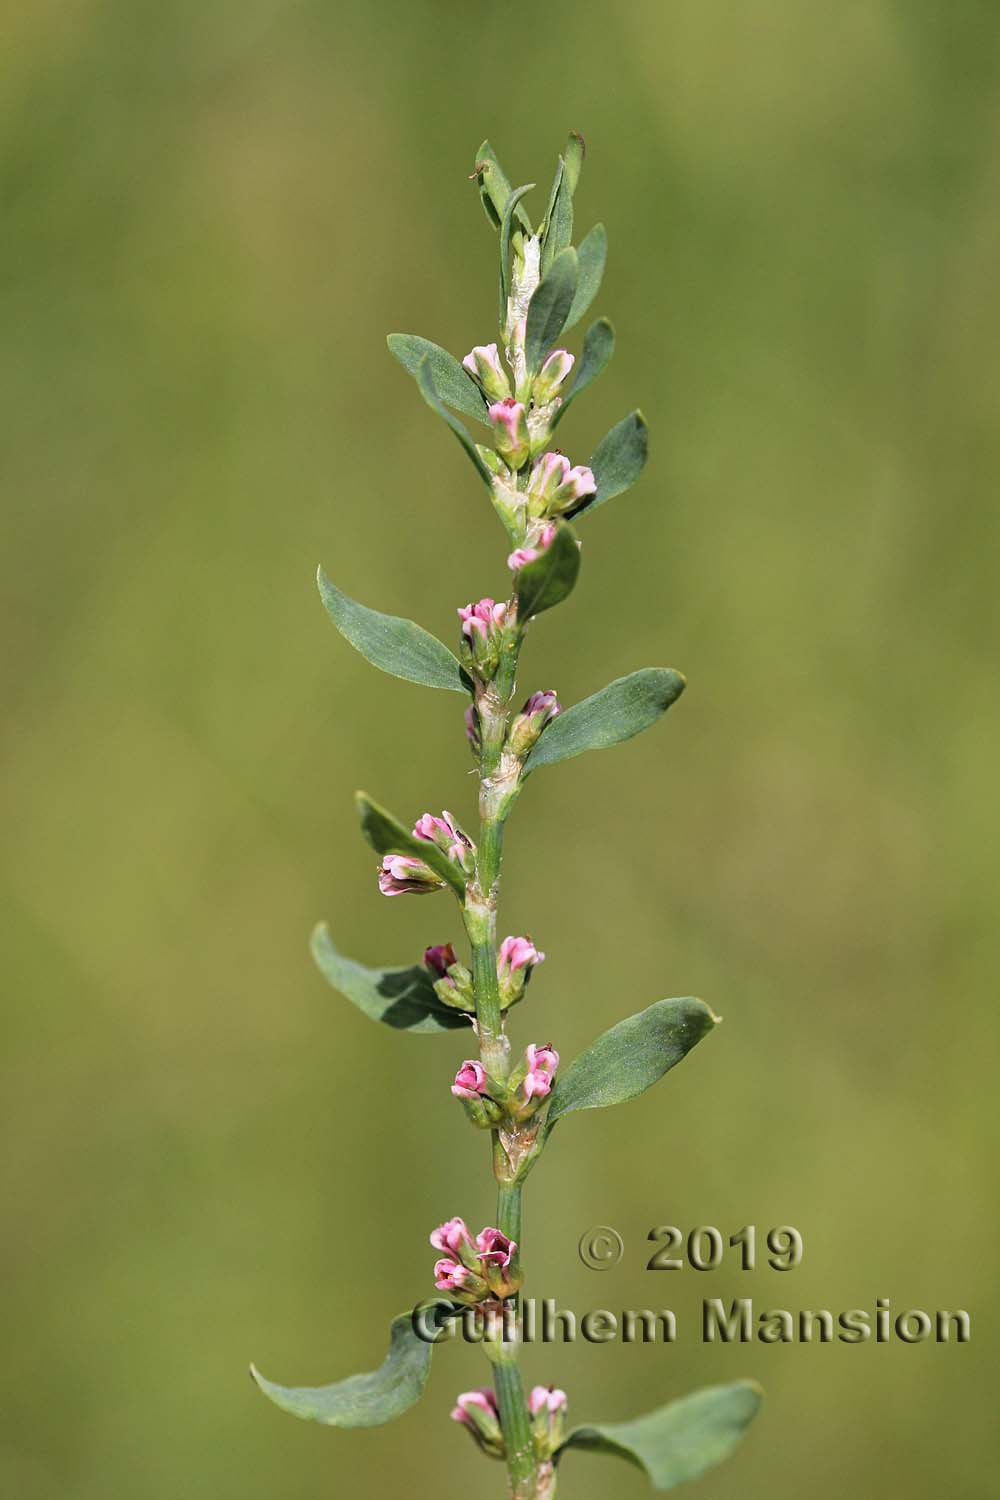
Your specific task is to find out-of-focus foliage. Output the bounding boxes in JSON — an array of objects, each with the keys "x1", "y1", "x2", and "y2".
[{"x1": 2, "y1": 2, "x2": 997, "y2": 1497}]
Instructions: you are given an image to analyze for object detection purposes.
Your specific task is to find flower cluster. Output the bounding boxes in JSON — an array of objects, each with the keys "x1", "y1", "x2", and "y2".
[
  {"x1": 497, "y1": 934, "x2": 545, "y2": 1008},
  {"x1": 526, "y1": 450, "x2": 596, "y2": 518},
  {"x1": 529, "y1": 1385, "x2": 568, "y2": 1459},
  {"x1": 377, "y1": 811, "x2": 475, "y2": 897},
  {"x1": 450, "y1": 1040, "x2": 559, "y2": 1127},
  {"x1": 458, "y1": 597, "x2": 511, "y2": 681},
  {"x1": 431, "y1": 1217, "x2": 520, "y2": 1304}
]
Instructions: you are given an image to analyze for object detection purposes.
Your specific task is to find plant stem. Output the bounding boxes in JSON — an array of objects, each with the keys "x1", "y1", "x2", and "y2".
[{"x1": 492, "y1": 1349, "x2": 537, "y2": 1499}]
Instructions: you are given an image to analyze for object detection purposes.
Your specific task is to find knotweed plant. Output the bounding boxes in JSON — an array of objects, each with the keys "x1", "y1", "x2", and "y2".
[{"x1": 251, "y1": 136, "x2": 761, "y2": 1498}]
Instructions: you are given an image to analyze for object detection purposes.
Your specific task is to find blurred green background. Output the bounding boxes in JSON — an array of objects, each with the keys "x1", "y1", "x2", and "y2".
[{"x1": 3, "y1": 1, "x2": 999, "y2": 1495}]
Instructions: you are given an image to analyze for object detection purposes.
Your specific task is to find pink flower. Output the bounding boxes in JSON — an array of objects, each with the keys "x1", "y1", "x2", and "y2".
[
  {"x1": 457, "y1": 599, "x2": 509, "y2": 681},
  {"x1": 532, "y1": 348, "x2": 574, "y2": 404},
  {"x1": 413, "y1": 810, "x2": 475, "y2": 875},
  {"x1": 377, "y1": 854, "x2": 444, "y2": 896},
  {"x1": 463, "y1": 343, "x2": 511, "y2": 403},
  {"x1": 498, "y1": 934, "x2": 545, "y2": 976},
  {"x1": 527, "y1": 450, "x2": 596, "y2": 518},
  {"x1": 507, "y1": 523, "x2": 557, "y2": 572},
  {"x1": 488, "y1": 398, "x2": 530, "y2": 469},
  {"x1": 430, "y1": 1216, "x2": 477, "y2": 1260},
  {"x1": 455, "y1": 1388, "x2": 500, "y2": 1421},
  {"x1": 523, "y1": 1042, "x2": 560, "y2": 1100},
  {"x1": 451, "y1": 1059, "x2": 488, "y2": 1100},
  {"x1": 529, "y1": 1386, "x2": 568, "y2": 1416},
  {"x1": 434, "y1": 1257, "x2": 476, "y2": 1293},
  {"x1": 507, "y1": 689, "x2": 561, "y2": 756},
  {"x1": 475, "y1": 1226, "x2": 516, "y2": 1269}
]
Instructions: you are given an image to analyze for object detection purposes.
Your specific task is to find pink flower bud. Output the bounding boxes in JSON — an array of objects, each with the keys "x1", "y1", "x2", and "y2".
[
  {"x1": 507, "y1": 689, "x2": 561, "y2": 758},
  {"x1": 451, "y1": 1388, "x2": 504, "y2": 1456},
  {"x1": 377, "y1": 854, "x2": 445, "y2": 896},
  {"x1": 523, "y1": 1041, "x2": 560, "y2": 1100},
  {"x1": 463, "y1": 342, "x2": 512, "y2": 403},
  {"x1": 434, "y1": 1257, "x2": 476, "y2": 1292},
  {"x1": 527, "y1": 450, "x2": 596, "y2": 518},
  {"x1": 424, "y1": 943, "x2": 457, "y2": 979},
  {"x1": 413, "y1": 810, "x2": 476, "y2": 875},
  {"x1": 507, "y1": 523, "x2": 558, "y2": 572},
  {"x1": 497, "y1": 934, "x2": 545, "y2": 1008},
  {"x1": 457, "y1": 598, "x2": 510, "y2": 681},
  {"x1": 430, "y1": 1216, "x2": 478, "y2": 1260},
  {"x1": 451, "y1": 1059, "x2": 488, "y2": 1100},
  {"x1": 488, "y1": 398, "x2": 531, "y2": 469},
  {"x1": 529, "y1": 1385, "x2": 568, "y2": 1416},
  {"x1": 528, "y1": 1385, "x2": 568, "y2": 1456},
  {"x1": 475, "y1": 1226, "x2": 516, "y2": 1269},
  {"x1": 532, "y1": 348, "x2": 574, "y2": 404}
]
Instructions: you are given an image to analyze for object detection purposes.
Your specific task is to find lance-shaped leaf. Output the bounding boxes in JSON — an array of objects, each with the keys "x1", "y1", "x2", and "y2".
[
  {"x1": 311, "y1": 924, "x2": 468, "y2": 1034},
  {"x1": 251, "y1": 1307, "x2": 455, "y2": 1429},
  {"x1": 415, "y1": 358, "x2": 493, "y2": 488},
  {"x1": 523, "y1": 668, "x2": 685, "y2": 775},
  {"x1": 356, "y1": 792, "x2": 467, "y2": 897},
  {"x1": 387, "y1": 334, "x2": 488, "y2": 425},
  {"x1": 576, "y1": 411, "x2": 648, "y2": 516},
  {"x1": 473, "y1": 140, "x2": 532, "y2": 233},
  {"x1": 525, "y1": 247, "x2": 579, "y2": 376},
  {"x1": 564, "y1": 222, "x2": 607, "y2": 332},
  {"x1": 317, "y1": 570, "x2": 466, "y2": 694},
  {"x1": 557, "y1": 1382, "x2": 763, "y2": 1490},
  {"x1": 541, "y1": 133, "x2": 585, "y2": 274},
  {"x1": 552, "y1": 318, "x2": 615, "y2": 430},
  {"x1": 499, "y1": 183, "x2": 535, "y2": 325},
  {"x1": 545, "y1": 997, "x2": 717, "y2": 1130},
  {"x1": 514, "y1": 523, "x2": 581, "y2": 619}
]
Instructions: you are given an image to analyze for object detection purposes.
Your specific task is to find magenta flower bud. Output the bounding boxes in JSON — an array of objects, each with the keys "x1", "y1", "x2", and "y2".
[
  {"x1": 532, "y1": 348, "x2": 574, "y2": 404},
  {"x1": 451, "y1": 1388, "x2": 505, "y2": 1457},
  {"x1": 458, "y1": 598, "x2": 510, "y2": 682},
  {"x1": 424, "y1": 942, "x2": 457, "y2": 979},
  {"x1": 434, "y1": 1257, "x2": 482, "y2": 1294},
  {"x1": 507, "y1": 523, "x2": 557, "y2": 572},
  {"x1": 507, "y1": 689, "x2": 561, "y2": 759},
  {"x1": 413, "y1": 810, "x2": 476, "y2": 876},
  {"x1": 423, "y1": 943, "x2": 474, "y2": 1011},
  {"x1": 523, "y1": 1041, "x2": 560, "y2": 1100},
  {"x1": 451, "y1": 1059, "x2": 488, "y2": 1100},
  {"x1": 377, "y1": 854, "x2": 445, "y2": 897},
  {"x1": 527, "y1": 450, "x2": 597, "y2": 518},
  {"x1": 529, "y1": 1386, "x2": 568, "y2": 1457},
  {"x1": 476, "y1": 1226, "x2": 521, "y2": 1299},
  {"x1": 463, "y1": 342, "x2": 512, "y2": 403},
  {"x1": 488, "y1": 398, "x2": 531, "y2": 469}
]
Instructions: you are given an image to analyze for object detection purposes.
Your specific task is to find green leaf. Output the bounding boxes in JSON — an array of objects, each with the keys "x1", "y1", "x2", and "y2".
[
  {"x1": 541, "y1": 133, "x2": 586, "y2": 275},
  {"x1": 564, "y1": 223, "x2": 607, "y2": 332},
  {"x1": 545, "y1": 997, "x2": 718, "y2": 1129},
  {"x1": 251, "y1": 1307, "x2": 455, "y2": 1429},
  {"x1": 562, "y1": 130, "x2": 586, "y2": 196},
  {"x1": 514, "y1": 523, "x2": 581, "y2": 619},
  {"x1": 415, "y1": 358, "x2": 493, "y2": 487},
  {"x1": 578, "y1": 411, "x2": 648, "y2": 516},
  {"x1": 355, "y1": 792, "x2": 467, "y2": 897},
  {"x1": 473, "y1": 140, "x2": 532, "y2": 233},
  {"x1": 316, "y1": 569, "x2": 466, "y2": 694},
  {"x1": 523, "y1": 668, "x2": 685, "y2": 775},
  {"x1": 310, "y1": 924, "x2": 468, "y2": 1034},
  {"x1": 500, "y1": 183, "x2": 535, "y2": 326},
  {"x1": 552, "y1": 318, "x2": 615, "y2": 429},
  {"x1": 524, "y1": 247, "x2": 579, "y2": 376},
  {"x1": 557, "y1": 1381, "x2": 763, "y2": 1490},
  {"x1": 387, "y1": 334, "x2": 488, "y2": 425}
]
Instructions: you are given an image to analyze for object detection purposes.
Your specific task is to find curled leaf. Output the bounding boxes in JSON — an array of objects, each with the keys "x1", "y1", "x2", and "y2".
[{"x1": 514, "y1": 523, "x2": 581, "y2": 619}]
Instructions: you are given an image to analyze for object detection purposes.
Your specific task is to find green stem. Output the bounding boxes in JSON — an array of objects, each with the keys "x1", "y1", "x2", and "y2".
[{"x1": 493, "y1": 1351, "x2": 536, "y2": 1499}]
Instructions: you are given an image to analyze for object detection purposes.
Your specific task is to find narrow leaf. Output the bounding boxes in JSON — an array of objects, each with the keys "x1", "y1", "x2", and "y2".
[
  {"x1": 557, "y1": 1382, "x2": 763, "y2": 1490},
  {"x1": 251, "y1": 1308, "x2": 454, "y2": 1429},
  {"x1": 552, "y1": 318, "x2": 615, "y2": 430},
  {"x1": 387, "y1": 334, "x2": 487, "y2": 425},
  {"x1": 317, "y1": 570, "x2": 466, "y2": 694},
  {"x1": 500, "y1": 183, "x2": 535, "y2": 326},
  {"x1": 473, "y1": 140, "x2": 532, "y2": 233},
  {"x1": 415, "y1": 358, "x2": 493, "y2": 487},
  {"x1": 524, "y1": 247, "x2": 579, "y2": 376},
  {"x1": 546, "y1": 997, "x2": 718, "y2": 1129},
  {"x1": 562, "y1": 130, "x2": 586, "y2": 196},
  {"x1": 355, "y1": 792, "x2": 467, "y2": 897},
  {"x1": 523, "y1": 668, "x2": 685, "y2": 775},
  {"x1": 578, "y1": 410, "x2": 648, "y2": 516},
  {"x1": 310, "y1": 924, "x2": 468, "y2": 1034},
  {"x1": 564, "y1": 223, "x2": 607, "y2": 332},
  {"x1": 514, "y1": 523, "x2": 581, "y2": 619},
  {"x1": 540, "y1": 158, "x2": 572, "y2": 276}
]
